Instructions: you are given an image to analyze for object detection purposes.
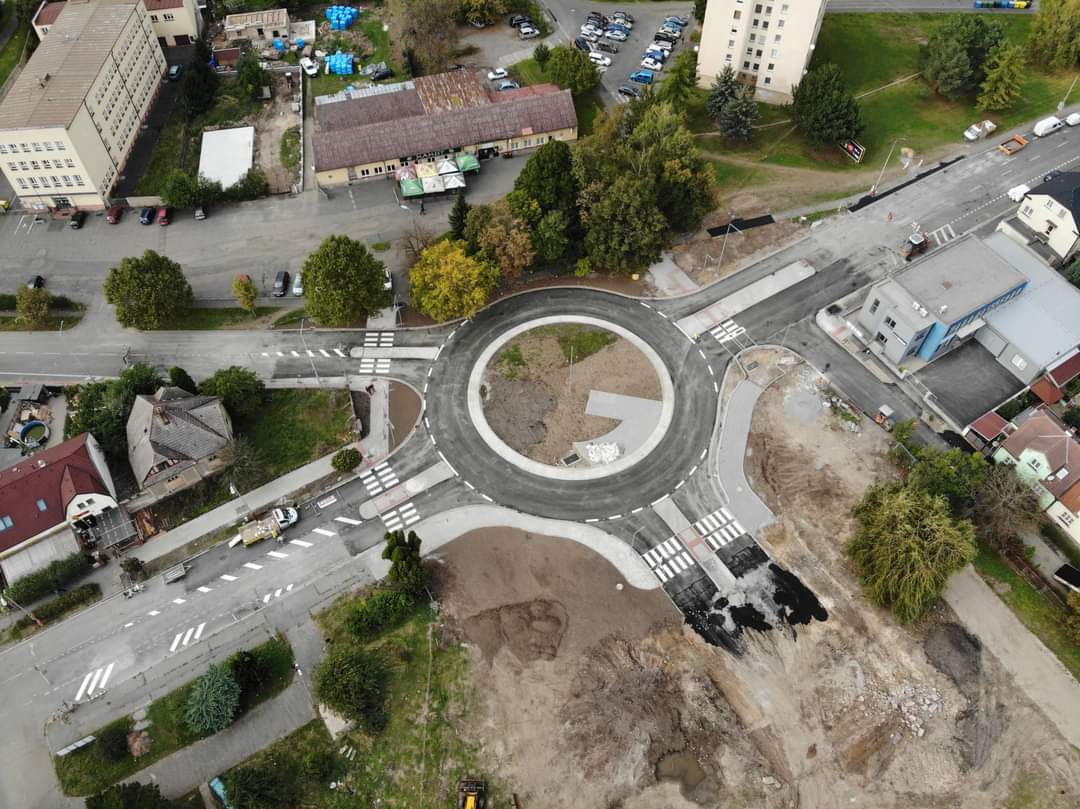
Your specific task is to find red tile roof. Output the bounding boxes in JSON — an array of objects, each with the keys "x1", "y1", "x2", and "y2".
[
  {"x1": 1049, "y1": 352, "x2": 1080, "y2": 387},
  {"x1": 1031, "y1": 375, "x2": 1064, "y2": 405},
  {"x1": 969, "y1": 411, "x2": 1008, "y2": 442},
  {"x1": 33, "y1": 2, "x2": 66, "y2": 26},
  {"x1": 0, "y1": 434, "x2": 110, "y2": 554},
  {"x1": 144, "y1": 0, "x2": 185, "y2": 10},
  {"x1": 489, "y1": 83, "x2": 561, "y2": 104},
  {"x1": 1000, "y1": 407, "x2": 1080, "y2": 499}
]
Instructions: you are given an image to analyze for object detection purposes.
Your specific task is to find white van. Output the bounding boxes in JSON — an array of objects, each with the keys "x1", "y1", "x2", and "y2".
[{"x1": 1033, "y1": 116, "x2": 1064, "y2": 137}]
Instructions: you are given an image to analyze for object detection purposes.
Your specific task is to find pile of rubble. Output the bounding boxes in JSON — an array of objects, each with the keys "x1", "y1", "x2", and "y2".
[{"x1": 887, "y1": 684, "x2": 944, "y2": 738}]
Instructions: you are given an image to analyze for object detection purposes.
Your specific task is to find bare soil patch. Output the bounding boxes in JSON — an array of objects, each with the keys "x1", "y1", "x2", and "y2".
[
  {"x1": 255, "y1": 72, "x2": 302, "y2": 194},
  {"x1": 481, "y1": 327, "x2": 661, "y2": 465}
]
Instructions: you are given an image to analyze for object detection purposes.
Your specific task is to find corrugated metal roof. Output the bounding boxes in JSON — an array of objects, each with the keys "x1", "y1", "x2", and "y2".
[
  {"x1": 34, "y1": 2, "x2": 67, "y2": 26},
  {"x1": 313, "y1": 89, "x2": 576, "y2": 171},
  {"x1": 317, "y1": 88, "x2": 426, "y2": 131},
  {"x1": 0, "y1": 0, "x2": 141, "y2": 131}
]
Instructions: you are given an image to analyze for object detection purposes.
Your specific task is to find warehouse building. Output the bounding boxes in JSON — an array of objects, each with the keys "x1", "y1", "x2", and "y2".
[
  {"x1": 312, "y1": 72, "x2": 577, "y2": 187},
  {"x1": 32, "y1": 0, "x2": 202, "y2": 48},
  {"x1": 0, "y1": 0, "x2": 167, "y2": 211}
]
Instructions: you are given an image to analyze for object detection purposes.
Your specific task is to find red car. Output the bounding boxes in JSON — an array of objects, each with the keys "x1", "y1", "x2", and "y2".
[
  {"x1": 105, "y1": 205, "x2": 123, "y2": 224},
  {"x1": 156, "y1": 206, "x2": 171, "y2": 226}
]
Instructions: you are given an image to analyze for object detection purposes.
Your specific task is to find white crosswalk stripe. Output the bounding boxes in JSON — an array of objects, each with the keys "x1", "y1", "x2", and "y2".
[
  {"x1": 709, "y1": 319, "x2": 747, "y2": 344},
  {"x1": 360, "y1": 462, "x2": 398, "y2": 496},
  {"x1": 220, "y1": 574, "x2": 238, "y2": 582},
  {"x1": 169, "y1": 622, "x2": 206, "y2": 653},
  {"x1": 362, "y1": 331, "x2": 395, "y2": 347},
  {"x1": 290, "y1": 350, "x2": 299, "y2": 357},
  {"x1": 244, "y1": 562, "x2": 263, "y2": 570},
  {"x1": 74, "y1": 662, "x2": 115, "y2": 701},
  {"x1": 382, "y1": 501, "x2": 420, "y2": 530},
  {"x1": 313, "y1": 527, "x2": 336, "y2": 536},
  {"x1": 927, "y1": 223, "x2": 956, "y2": 245},
  {"x1": 267, "y1": 550, "x2": 289, "y2": 558},
  {"x1": 290, "y1": 539, "x2": 314, "y2": 547},
  {"x1": 333, "y1": 348, "x2": 346, "y2": 357},
  {"x1": 358, "y1": 358, "x2": 392, "y2": 375},
  {"x1": 262, "y1": 585, "x2": 293, "y2": 604},
  {"x1": 639, "y1": 537, "x2": 695, "y2": 584},
  {"x1": 334, "y1": 516, "x2": 362, "y2": 525},
  {"x1": 197, "y1": 586, "x2": 212, "y2": 593},
  {"x1": 692, "y1": 508, "x2": 746, "y2": 551},
  {"x1": 319, "y1": 349, "x2": 330, "y2": 357}
]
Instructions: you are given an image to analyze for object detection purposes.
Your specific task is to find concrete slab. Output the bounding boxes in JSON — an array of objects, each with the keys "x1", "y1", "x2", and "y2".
[
  {"x1": 348, "y1": 346, "x2": 440, "y2": 359},
  {"x1": 646, "y1": 252, "x2": 699, "y2": 297},
  {"x1": 572, "y1": 391, "x2": 663, "y2": 462},
  {"x1": 358, "y1": 461, "x2": 455, "y2": 519}
]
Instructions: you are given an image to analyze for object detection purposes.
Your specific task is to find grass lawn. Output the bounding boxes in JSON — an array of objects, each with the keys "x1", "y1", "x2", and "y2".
[
  {"x1": 307, "y1": 15, "x2": 397, "y2": 97},
  {"x1": 509, "y1": 58, "x2": 604, "y2": 136},
  {"x1": 55, "y1": 635, "x2": 295, "y2": 796},
  {"x1": 272, "y1": 307, "x2": 306, "y2": 328},
  {"x1": 972, "y1": 542, "x2": 1080, "y2": 682},
  {"x1": 280, "y1": 126, "x2": 301, "y2": 173},
  {"x1": 137, "y1": 80, "x2": 263, "y2": 195},
  {"x1": 157, "y1": 307, "x2": 281, "y2": 330},
  {"x1": 533, "y1": 323, "x2": 616, "y2": 362},
  {"x1": 0, "y1": 316, "x2": 82, "y2": 332},
  {"x1": 0, "y1": 15, "x2": 30, "y2": 92}
]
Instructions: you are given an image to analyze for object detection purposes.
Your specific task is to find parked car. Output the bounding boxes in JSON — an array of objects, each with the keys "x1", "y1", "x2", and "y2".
[
  {"x1": 617, "y1": 84, "x2": 640, "y2": 98},
  {"x1": 658, "y1": 25, "x2": 682, "y2": 38},
  {"x1": 194, "y1": 206, "x2": 207, "y2": 220},
  {"x1": 587, "y1": 12, "x2": 608, "y2": 25},
  {"x1": 649, "y1": 39, "x2": 673, "y2": 52},
  {"x1": 613, "y1": 11, "x2": 635, "y2": 23},
  {"x1": 167, "y1": 64, "x2": 183, "y2": 81},
  {"x1": 644, "y1": 47, "x2": 667, "y2": 62},
  {"x1": 608, "y1": 17, "x2": 632, "y2": 29},
  {"x1": 371, "y1": 66, "x2": 395, "y2": 80},
  {"x1": 574, "y1": 36, "x2": 591, "y2": 51},
  {"x1": 487, "y1": 67, "x2": 508, "y2": 81},
  {"x1": 139, "y1": 206, "x2": 154, "y2": 225},
  {"x1": 105, "y1": 204, "x2": 123, "y2": 224},
  {"x1": 519, "y1": 26, "x2": 540, "y2": 39},
  {"x1": 156, "y1": 206, "x2": 171, "y2": 226},
  {"x1": 663, "y1": 16, "x2": 689, "y2": 27},
  {"x1": 1006, "y1": 183, "x2": 1031, "y2": 202},
  {"x1": 497, "y1": 79, "x2": 520, "y2": 91},
  {"x1": 640, "y1": 57, "x2": 664, "y2": 72},
  {"x1": 1033, "y1": 115, "x2": 1063, "y2": 137},
  {"x1": 654, "y1": 30, "x2": 678, "y2": 44},
  {"x1": 581, "y1": 30, "x2": 600, "y2": 42},
  {"x1": 1067, "y1": 112, "x2": 1080, "y2": 126},
  {"x1": 383, "y1": 267, "x2": 393, "y2": 292},
  {"x1": 292, "y1": 271, "x2": 304, "y2": 296},
  {"x1": 1043, "y1": 169, "x2": 1062, "y2": 183},
  {"x1": 604, "y1": 29, "x2": 627, "y2": 41},
  {"x1": 606, "y1": 22, "x2": 631, "y2": 35},
  {"x1": 581, "y1": 24, "x2": 603, "y2": 36},
  {"x1": 899, "y1": 232, "x2": 928, "y2": 261},
  {"x1": 629, "y1": 69, "x2": 654, "y2": 84},
  {"x1": 69, "y1": 211, "x2": 87, "y2": 229},
  {"x1": 299, "y1": 57, "x2": 319, "y2": 76},
  {"x1": 594, "y1": 40, "x2": 618, "y2": 54},
  {"x1": 588, "y1": 52, "x2": 612, "y2": 67},
  {"x1": 508, "y1": 14, "x2": 530, "y2": 27},
  {"x1": 27, "y1": 275, "x2": 44, "y2": 289},
  {"x1": 469, "y1": 19, "x2": 487, "y2": 28},
  {"x1": 273, "y1": 271, "x2": 290, "y2": 297}
]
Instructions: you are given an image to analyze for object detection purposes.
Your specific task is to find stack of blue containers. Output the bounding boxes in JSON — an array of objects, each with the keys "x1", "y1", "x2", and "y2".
[
  {"x1": 327, "y1": 51, "x2": 355, "y2": 75},
  {"x1": 272, "y1": 38, "x2": 286, "y2": 52},
  {"x1": 325, "y1": 6, "x2": 360, "y2": 30}
]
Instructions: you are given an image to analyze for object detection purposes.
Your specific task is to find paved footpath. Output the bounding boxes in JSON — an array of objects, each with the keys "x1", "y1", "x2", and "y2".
[{"x1": 944, "y1": 567, "x2": 1080, "y2": 748}]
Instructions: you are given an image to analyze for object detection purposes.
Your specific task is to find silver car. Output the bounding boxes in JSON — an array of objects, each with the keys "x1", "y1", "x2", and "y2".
[{"x1": 292, "y1": 271, "x2": 304, "y2": 296}]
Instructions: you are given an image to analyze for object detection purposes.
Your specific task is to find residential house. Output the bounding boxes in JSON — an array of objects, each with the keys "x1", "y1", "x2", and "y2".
[
  {"x1": 0, "y1": 434, "x2": 123, "y2": 586},
  {"x1": 126, "y1": 387, "x2": 233, "y2": 502},
  {"x1": 999, "y1": 171, "x2": 1080, "y2": 266}
]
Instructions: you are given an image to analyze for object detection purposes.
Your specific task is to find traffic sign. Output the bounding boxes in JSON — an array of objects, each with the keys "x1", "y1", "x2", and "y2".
[{"x1": 841, "y1": 139, "x2": 866, "y2": 163}]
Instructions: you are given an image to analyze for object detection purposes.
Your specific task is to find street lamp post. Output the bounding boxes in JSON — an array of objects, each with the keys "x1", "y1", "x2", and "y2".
[
  {"x1": 299, "y1": 317, "x2": 321, "y2": 386},
  {"x1": 870, "y1": 138, "x2": 906, "y2": 198},
  {"x1": 1058, "y1": 74, "x2": 1078, "y2": 111}
]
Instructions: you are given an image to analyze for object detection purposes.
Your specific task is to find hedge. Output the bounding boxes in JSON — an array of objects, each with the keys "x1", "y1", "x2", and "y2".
[
  {"x1": 4, "y1": 552, "x2": 91, "y2": 605},
  {"x1": 14, "y1": 583, "x2": 100, "y2": 630},
  {"x1": 0, "y1": 293, "x2": 15, "y2": 310}
]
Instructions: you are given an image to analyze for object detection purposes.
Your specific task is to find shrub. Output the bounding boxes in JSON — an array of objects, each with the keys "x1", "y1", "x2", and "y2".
[
  {"x1": 332, "y1": 447, "x2": 361, "y2": 474},
  {"x1": 345, "y1": 589, "x2": 415, "y2": 641},
  {"x1": 47, "y1": 294, "x2": 82, "y2": 311},
  {"x1": 0, "y1": 293, "x2": 16, "y2": 310},
  {"x1": 227, "y1": 752, "x2": 302, "y2": 809},
  {"x1": 3, "y1": 551, "x2": 90, "y2": 605},
  {"x1": 184, "y1": 664, "x2": 241, "y2": 736},
  {"x1": 120, "y1": 557, "x2": 146, "y2": 582},
  {"x1": 97, "y1": 720, "x2": 131, "y2": 762},
  {"x1": 14, "y1": 583, "x2": 100, "y2": 630},
  {"x1": 302, "y1": 748, "x2": 335, "y2": 781},
  {"x1": 314, "y1": 645, "x2": 390, "y2": 731}
]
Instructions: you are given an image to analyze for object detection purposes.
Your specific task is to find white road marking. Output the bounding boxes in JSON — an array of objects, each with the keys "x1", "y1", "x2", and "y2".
[
  {"x1": 274, "y1": 588, "x2": 282, "y2": 598},
  {"x1": 123, "y1": 622, "x2": 134, "y2": 629},
  {"x1": 263, "y1": 593, "x2": 272, "y2": 604},
  {"x1": 313, "y1": 527, "x2": 336, "y2": 536},
  {"x1": 148, "y1": 610, "x2": 161, "y2": 616},
  {"x1": 169, "y1": 633, "x2": 183, "y2": 652},
  {"x1": 267, "y1": 550, "x2": 289, "y2": 558},
  {"x1": 244, "y1": 562, "x2": 263, "y2": 570},
  {"x1": 319, "y1": 349, "x2": 330, "y2": 357},
  {"x1": 197, "y1": 586, "x2": 212, "y2": 593},
  {"x1": 333, "y1": 348, "x2": 345, "y2": 357},
  {"x1": 220, "y1": 574, "x2": 238, "y2": 582},
  {"x1": 286, "y1": 583, "x2": 293, "y2": 591},
  {"x1": 172, "y1": 598, "x2": 186, "y2": 605},
  {"x1": 181, "y1": 627, "x2": 195, "y2": 646},
  {"x1": 290, "y1": 539, "x2": 313, "y2": 547},
  {"x1": 334, "y1": 516, "x2": 362, "y2": 525},
  {"x1": 193, "y1": 622, "x2": 206, "y2": 640}
]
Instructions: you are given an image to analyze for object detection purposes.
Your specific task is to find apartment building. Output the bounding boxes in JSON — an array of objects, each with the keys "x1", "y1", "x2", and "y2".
[
  {"x1": 697, "y1": 0, "x2": 827, "y2": 104},
  {"x1": 0, "y1": 0, "x2": 167, "y2": 211},
  {"x1": 33, "y1": 0, "x2": 202, "y2": 46}
]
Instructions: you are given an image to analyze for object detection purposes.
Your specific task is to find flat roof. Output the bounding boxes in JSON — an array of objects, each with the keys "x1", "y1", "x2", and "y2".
[
  {"x1": 914, "y1": 339, "x2": 1025, "y2": 429},
  {"x1": 983, "y1": 232, "x2": 1080, "y2": 370},
  {"x1": 224, "y1": 8, "x2": 288, "y2": 28},
  {"x1": 892, "y1": 233, "x2": 1027, "y2": 320},
  {"x1": 198, "y1": 126, "x2": 254, "y2": 188},
  {"x1": 0, "y1": 0, "x2": 140, "y2": 131}
]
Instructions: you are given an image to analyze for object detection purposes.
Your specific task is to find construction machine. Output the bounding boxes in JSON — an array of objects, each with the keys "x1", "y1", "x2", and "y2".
[{"x1": 458, "y1": 778, "x2": 487, "y2": 809}]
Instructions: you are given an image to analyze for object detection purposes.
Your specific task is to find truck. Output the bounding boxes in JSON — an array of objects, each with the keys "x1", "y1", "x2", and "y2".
[
  {"x1": 997, "y1": 134, "x2": 1028, "y2": 155},
  {"x1": 963, "y1": 119, "x2": 996, "y2": 141},
  {"x1": 238, "y1": 507, "x2": 299, "y2": 547}
]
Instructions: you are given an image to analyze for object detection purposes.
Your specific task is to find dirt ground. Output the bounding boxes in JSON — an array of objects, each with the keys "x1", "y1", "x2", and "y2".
[
  {"x1": 672, "y1": 219, "x2": 806, "y2": 287},
  {"x1": 387, "y1": 381, "x2": 421, "y2": 450},
  {"x1": 481, "y1": 329, "x2": 661, "y2": 465},
  {"x1": 254, "y1": 72, "x2": 302, "y2": 194}
]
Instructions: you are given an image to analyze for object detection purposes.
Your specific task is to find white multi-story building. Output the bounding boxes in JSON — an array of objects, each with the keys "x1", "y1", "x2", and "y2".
[
  {"x1": 33, "y1": 0, "x2": 203, "y2": 47},
  {"x1": 697, "y1": 0, "x2": 828, "y2": 104},
  {"x1": 0, "y1": 0, "x2": 167, "y2": 211}
]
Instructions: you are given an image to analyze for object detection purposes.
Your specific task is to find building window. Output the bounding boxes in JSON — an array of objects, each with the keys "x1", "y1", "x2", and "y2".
[
  {"x1": 374, "y1": 165, "x2": 383, "y2": 174},
  {"x1": 743, "y1": 60, "x2": 751, "y2": 69},
  {"x1": 875, "y1": 332, "x2": 888, "y2": 345},
  {"x1": 150, "y1": 14, "x2": 159, "y2": 21},
  {"x1": 1011, "y1": 355, "x2": 1027, "y2": 370},
  {"x1": 777, "y1": 19, "x2": 784, "y2": 28},
  {"x1": 360, "y1": 168, "x2": 370, "y2": 177},
  {"x1": 0, "y1": 515, "x2": 12, "y2": 530},
  {"x1": 29, "y1": 160, "x2": 39, "y2": 170},
  {"x1": 73, "y1": 175, "x2": 84, "y2": 186},
  {"x1": 55, "y1": 141, "x2": 65, "y2": 150},
  {"x1": 6, "y1": 162, "x2": 14, "y2": 171},
  {"x1": 41, "y1": 159, "x2": 51, "y2": 169},
  {"x1": 728, "y1": 38, "x2": 735, "y2": 47},
  {"x1": 771, "y1": 48, "x2": 779, "y2": 57},
  {"x1": 752, "y1": 62, "x2": 759, "y2": 70},
  {"x1": 749, "y1": 33, "x2": 756, "y2": 42},
  {"x1": 763, "y1": 76, "x2": 771, "y2": 85},
  {"x1": 869, "y1": 298, "x2": 880, "y2": 314},
  {"x1": 884, "y1": 316, "x2": 897, "y2": 329},
  {"x1": 762, "y1": 20, "x2": 769, "y2": 28},
  {"x1": 28, "y1": 177, "x2": 38, "y2": 188},
  {"x1": 163, "y1": 13, "x2": 174, "y2": 20},
  {"x1": 755, "y1": 3, "x2": 762, "y2": 10},
  {"x1": 746, "y1": 47, "x2": 753, "y2": 55},
  {"x1": 0, "y1": 145, "x2": 6, "y2": 154},
  {"x1": 752, "y1": 19, "x2": 759, "y2": 27},
  {"x1": 767, "y1": 62, "x2": 775, "y2": 70},
  {"x1": 36, "y1": 499, "x2": 47, "y2": 512},
  {"x1": 756, "y1": 49, "x2": 763, "y2": 57},
  {"x1": 32, "y1": 142, "x2": 42, "y2": 151},
  {"x1": 765, "y1": 4, "x2": 772, "y2": 12},
  {"x1": 1061, "y1": 511, "x2": 1076, "y2": 526},
  {"x1": 44, "y1": 142, "x2": 53, "y2": 151},
  {"x1": 16, "y1": 178, "x2": 27, "y2": 189},
  {"x1": 733, "y1": 10, "x2": 742, "y2": 19},
  {"x1": 62, "y1": 175, "x2": 71, "y2": 186},
  {"x1": 781, "y1": 3, "x2": 789, "y2": 10}
]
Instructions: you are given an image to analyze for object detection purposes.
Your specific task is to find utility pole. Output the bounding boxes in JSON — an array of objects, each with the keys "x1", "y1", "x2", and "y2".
[
  {"x1": 870, "y1": 138, "x2": 905, "y2": 197},
  {"x1": 299, "y1": 317, "x2": 321, "y2": 386}
]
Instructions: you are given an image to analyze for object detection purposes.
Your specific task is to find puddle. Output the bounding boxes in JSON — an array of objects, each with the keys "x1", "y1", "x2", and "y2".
[{"x1": 656, "y1": 750, "x2": 707, "y2": 799}]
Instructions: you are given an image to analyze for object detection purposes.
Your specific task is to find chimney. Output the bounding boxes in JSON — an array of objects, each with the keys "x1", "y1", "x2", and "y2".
[{"x1": 38, "y1": 73, "x2": 51, "y2": 88}]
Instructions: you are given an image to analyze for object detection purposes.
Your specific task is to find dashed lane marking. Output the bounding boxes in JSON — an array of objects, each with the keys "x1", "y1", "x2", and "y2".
[
  {"x1": 172, "y1": 598, "x2": 186, "y2": 605},
  {"x1": 244, "y1": 562, "x2": 263, "y2": 570},
  {"x1": 148, "y1": 610, "x2": 160, "y2": 616},
  {"x1": 334, "y1": 516, "x2": 362, "y2": 525},
  {"x1": 290, "y1": 539, "x2": 314, "y2": 547},
  {"x1": 319, "y1": 349, "x2": 330, "y2": 357},
  {"x1": 196, "y1": 586, "x2": 212, "y2": 593},
  {"x1": 220, "y1": 574, "x2": 238, "y2": 582},
  {"x1": 313, "y1": 527, "x2": 336, "y2": 536},
  {"x1": 267, "y1": 550, "x2": 289, "y2": 558}
]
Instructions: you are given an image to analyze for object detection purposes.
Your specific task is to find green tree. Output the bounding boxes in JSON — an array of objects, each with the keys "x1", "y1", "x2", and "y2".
[
  {"x1": 226, "y1": 167, "x2": 270, "y2": 200},
  {"x1": 232, "y1": 274, "x2": 258, "y2": 315},
  {"x1": 120, "y1": 557, "x2": 146, "y2": 581},
  {"x1": 694, "y1": 0, "x2": 708, "y2": 23},
  {"x1": 383, "y1": 529, "x2": 425, "y2": 594},
  {"x1": 180, "y1": 39, "x2": 219, "y2": 119},
  {"x1": 332, "y1": 446, "x2": 361, "y2": 473},
  {"x1": 237, "y1": 51, "x2": 269, "y2": 98},
  {"x1": 924, "y1": 14, "x2": 1005, "y2": 98},
  {"x1": 15, "y1": 286, "x2": 50, "y2": 329},
  {"x1": 474, "y1": 199, "x2": 535, "y2": 281},
  {"x1": 229, "y1": 649, "x2": 273, "y2": 708},
  {"x1": 1028, "y1": 0, "x2": 1080, "y2": 70},
  {"x1": 313, "y1": 644, "x2": 390, "y2": 730},
  {"x1": 977, "y1": 43, "x2": 1026, "y2": 111},
  {"x1": 104, "y1": 250, "x2": 193, "y2": 330},
  {"x1": 846, "y1": 483, "x2": 977, "y2": 623},
  {"x1": 410, "y1": 240, "x2": 501, "y2": 321},
  {"x1": 924, "y1": 36, "x2": 973, "y2": 100},
  {"x1": 907, "y1": 447, "x2": 989, "y2": 513},
  {"x1": 718, "y1": 85, "x2": 760, "y2": 141},
  {"x1": 168, "y1": 365, "x2": 196, "y2": 393},
  {"x1": 1063, "y1": 407, "x2": 1080, "y2": 430},
  {"x1": 462, "y1": 203, "x2": 491, "y2": 255},
  {"x1": 184, "y1": 663, "x2": 241, "y2": 736},
  {"x1": 582, "y1": 175, "x2": 668, "y2": 274},
  {"x1": 533, "y1": 208, "x2": 570, "y2": 263},
  {"x1": 790, "y1": 64, "x2": 863, "y2": 145},
  {"x1": 199, "y1": 366, "x2": 265, "y2": 420},
  {"x1": 448, "y1": 193, "x2": 470, "y2": 241},
  {"x1": 510, "y1": 139, "x2": 578, "y2": 224},
  {"x1": 86, "y1": 783, "x2": 174, "y2": 809},
  {"x1": 64, "y1": 364, "x2": 163, "y2": 456},
  {"x1": 546, "y1": 45, "x2": 600, "y2": 96},
  {"x1": 226, "y1": 751, "x2": 302, "y2": 809},
  {"x1": 301, "y1": 235, "x2": 391, "y2": 327},
  {"x1": 658, "y1": 51, "x2": 699, "y2": 109},
  {"x1": 303, "y1": 748, "x2": 335, "y2": 781},
  {"x1": 706, "y1": 65, "x2": 740, "y2": 122},
  {"x1": 533, "y1": 41, "x2": 551, "y2": 69},
  {"x1": 160, "y1": 169, "x2": 222, "y2": 209}
]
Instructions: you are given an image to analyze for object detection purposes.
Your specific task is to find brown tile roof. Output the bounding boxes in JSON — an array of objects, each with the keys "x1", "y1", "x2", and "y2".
[
  {"x1": 1060, "y1": 480, "x2": 1080, "y2": 516},
  {"x1": 317, "y1": 88, "x2": 427, "y2": 132},
  {"x1": 489, "y1": 83, "x2": 561, "y2": 104},
  {"x1": 144, "y1": 0, "x2": 184, "y2": 9},
  {"x1": 0, "y1": 0, "x2": 141, "y2": 130},
  {"x1": 413, "y1": 71, "x2": 491, "y2": 112},
  {"x1": 1031, "y1": 376, "x2": 1064, "y2": 405},
  {"x1": 313, "y1": 89, "x2": 577, "y2": 171},
  {"x1": 0, "y1": 434, "x2": 110, "y2": 553},
  {"x1": 1049, "y1": 352, "x2": 1080, "y2": 387},
  {"x1": 969, "y1": 411, "x2": 1008, "y2": 442},
  {"x1": 1002, "y1": 406, "x2": 1080, "y2": 498},
  {"x1": 34, "y1": 2, "x2": 67, "y2": 26}
]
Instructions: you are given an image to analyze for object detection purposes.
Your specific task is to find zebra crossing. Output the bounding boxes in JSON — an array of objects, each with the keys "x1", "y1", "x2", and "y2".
[
  {"x1": 358, "y1": 357, "x2": 392, "y2": 375},
  {"x1": 261, "y1": 584, "x2": 294, "y2": 604},
  {"x1": 73, "y1": 663, "x2": 115, "y2": 702},
  {"x1": 693, "y1": 507, "x2": 745, "y2": 551},
  {"x1": 709, "y1": 319, "x2": 748, "y2": 345},
  {"x1": 382, "y1": 501, "x2": 420, "y2": 531},
  {"x1": 360, "y1": 462, "x2": 398, "y2": 496},
  {"x1": 261, "y1": 347, "x2": 347, "y2": 358},
  {"x1": 641, "y1": 537, "x2": 696, "y2": 584},
  {"x1": 168, "y1": 622, "x2": 206, "y2": 653},
  {"x1": 927, "y1": 223, "x2": 956, "y2": 245},
  {"x1": 363, "y1": 331, "x2": 395, "y2": 348}
]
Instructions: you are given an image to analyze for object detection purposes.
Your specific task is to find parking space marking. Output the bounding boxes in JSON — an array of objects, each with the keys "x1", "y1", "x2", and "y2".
[
  {"x1": 243, "y1": 562, "x2": 263, "y2": 570},
  {"x1": 313, "y1": 527, "x2": 336, "y2": 536},
  {"x1": 334, "y1": 516, "x2": 362, "y2": 525},
  {"x1": 290, "y1": 539, "x2": 314, "y2": 547},
  {"x1": 267, "y1": 550, "x2": 289, "y2": 558}
]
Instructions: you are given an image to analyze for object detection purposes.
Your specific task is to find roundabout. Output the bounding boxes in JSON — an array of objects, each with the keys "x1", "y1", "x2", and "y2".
[{"x1": 423, "y1": 288, "x2": 721, "y2": 521}]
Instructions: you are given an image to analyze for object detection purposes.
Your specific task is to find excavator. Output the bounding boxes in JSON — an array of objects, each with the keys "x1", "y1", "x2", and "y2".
[{"x1": 458, "y1": 778, "x2": 487, "y2": 809}]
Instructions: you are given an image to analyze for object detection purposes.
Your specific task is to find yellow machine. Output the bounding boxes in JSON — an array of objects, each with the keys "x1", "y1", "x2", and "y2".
[{"x1": 458, "y1": 779, "x2": 486, "y2": 809}]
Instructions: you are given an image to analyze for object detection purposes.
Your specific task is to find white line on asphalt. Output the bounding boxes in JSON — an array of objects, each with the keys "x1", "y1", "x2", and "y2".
[
  {"x1": 464, "y1": 480, "x2": 475, "y2": 489},
  {"x1": 306, "y1": 350, "x2": 314, "y2": 357},
  {"x1": 707, "y1": 364, "x2": 715, "y2": 377},
  {"x1": 267, "y1": 550, "x2": 289, "y2": 558},
  {"x1": 434, "y1": 345, "x2": 443, "y2": 360},
  {"x1": 263, "y1": 593, "x2": 272, "y2": 604},
  {"x1": 244, "y1": 562, "x2": 263, "y2": 570},
  {"x1": 427, "y1": 367, "x2": 433, "y2": 377},
  {"x1": 481, "y1": 494, "x2": 493, "y2": 502},
  {"x1": 700, "y1": 448, "x2": 707, "y2": 460},
  {"x1": 276, "y1": 351, "x2": 284, "y2": 357},
  {"x1": 123, "y1": 622, "x2": 134, "y2": 628},
  {"x1": 169, "y1": 633, "x2": 183, "y2": 653},
  {"x1": 181, "y1": 627, "x2": 195, "y2": 646},
  {"x1": 194, "y1": 622, "x2": 206, "y2": 640},
  {"x1": 220, "y1": 574, "x2": 238, "y2": 582},
  {"x1": 631, "y1": 506, "x2": 643, "y2": 514},
  {"x1": 657, "y1": 310, "x2": 669, "y2": 319},
  {"x1": 585, "y1": 517, "x2": 600, "y2": 523},
  {"x1": 274, "y1": 588, "x2": 282, "y2": 598},
  {"x1": 290, "y1": 539, "x2": 314, "y2": 547},
  {"x1": 608, "y1": 513, "x2": 622, "y2": 520},
  {"x1": 75, "y1": 672, "x2": 94, "y2": 701},
  {"x1": 317, "y1": 495, "x2": 338, "y2": 508},
  {"x1": 172, "y1": 598, "x2": 186, "y2": 605},
  {"x1": 639, "y1": 301, "x2": 652, "y2": 309},
  {"x1": 148, "y1": 609, "x2": 160, "y2": 616},
  {"x1": 319, "y1": 349, "x2": 330, "y2": 357},
  {"x1": 424, "y1": 417, "x2": 431, "y2": 429},
  {"x1": 335, "y1": 516, "x2": 361, "y2": 525},
  {"x1": 313, "y1": 527, "x2": 336, "y2": 536},
  {"x1": 651, "y1": 495, "x2": 668, "y2": 506},
  {"x1": 713, "y1": 381, "x2": 719, "y2": 393},
  {"x1": 334, "y1": 348, "x2": 345, "y2": 357},
  {"x1": 423, "y1": 382, "x2": 429, "y2": 394},
  {"x1": 688, "y1": 464, "x2": 698, "y2": 476},
  {"x1": 290, "y1": 350, "x2": 299, "y2": 357},
  {"x1": 197, "y1": 586, "x2": 212, "y2": 593},
  {"x1": 261, "y1": 352, "x2": 268, "y2": 357},
  {"x1": 286, "y1": 583, "x2": 293, "y2": 591},
  {"x1": 698, "y1": 349, "x2": 707, "y2": 360}
]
